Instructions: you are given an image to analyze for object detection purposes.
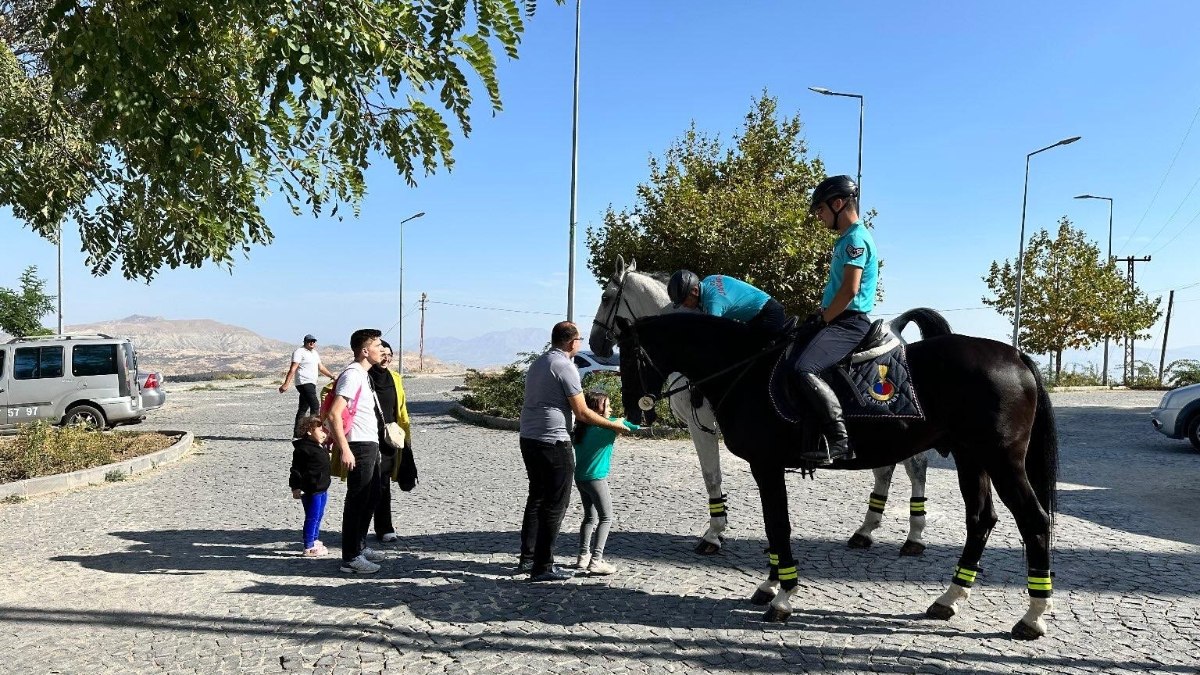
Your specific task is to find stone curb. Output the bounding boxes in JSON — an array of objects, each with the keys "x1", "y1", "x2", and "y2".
[
  {"x1": 0, "y1": 431, "x2": 194, "y2": 500},
  {"x1": 447, "y1": 402, "x2": 690, "y2": 440}
]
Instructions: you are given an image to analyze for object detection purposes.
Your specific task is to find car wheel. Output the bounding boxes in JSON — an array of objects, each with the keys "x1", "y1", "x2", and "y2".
[
  {"x1": 65, "y1": 404, "x2": 107, "y2": 431},
  {"x1": 1188, "y1": 415, "x2": 1200, "y2": 452}
]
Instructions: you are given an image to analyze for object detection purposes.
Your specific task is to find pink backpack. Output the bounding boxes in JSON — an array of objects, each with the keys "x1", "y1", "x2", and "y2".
[{"x1": 320, "y1": 369, "x2": 363, "y2": 442}]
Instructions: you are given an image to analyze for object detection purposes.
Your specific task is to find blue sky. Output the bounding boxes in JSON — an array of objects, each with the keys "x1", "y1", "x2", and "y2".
[{"x1": 4, "y1": 1, "x2": 1200, "y2": 370}]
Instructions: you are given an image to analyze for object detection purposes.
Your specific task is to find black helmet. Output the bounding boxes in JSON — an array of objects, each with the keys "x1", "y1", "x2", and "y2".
[
  {"x1": 810, "y1": 175, "x2": 859, "y2": 212},
  {"x1": 667, "y1": 269, "x2": 700, "y2": 307}
]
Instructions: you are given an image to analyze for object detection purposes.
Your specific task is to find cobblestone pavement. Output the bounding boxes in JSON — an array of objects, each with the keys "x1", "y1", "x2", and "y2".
[{"x1": 1, "y1": 378, "x2": 1197, "y2": 673}]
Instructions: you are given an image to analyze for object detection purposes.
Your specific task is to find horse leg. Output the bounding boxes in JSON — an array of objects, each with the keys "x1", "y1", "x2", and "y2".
[
  {"x1": 671, "y1": 386, "x2": 726, "y2": 555},
  {"x1": 900, "y1": 452, "x2": 929, "y2": 556},
  {"x1": 987, "y1": 465, "x2": 1054, "y2": 640},
  {"x1": 927, "y1": 462, "x2": 996, "y2": 621},
  {"x1": 849, "y1": 464, "x2": 895, "y2": 549},
  {"x1": 749, "y1": 462, "x2": 797, "y2": 623}
]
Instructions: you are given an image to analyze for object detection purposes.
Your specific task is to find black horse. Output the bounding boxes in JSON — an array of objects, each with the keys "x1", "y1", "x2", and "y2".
[{"x1": 619, "y1": 309, "x2": 1058, "y2": 640}]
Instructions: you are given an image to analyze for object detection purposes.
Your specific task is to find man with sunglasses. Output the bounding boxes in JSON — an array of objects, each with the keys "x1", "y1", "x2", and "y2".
[{"x1": 517, "y1": 321, "x2": 630, "y2": 582}]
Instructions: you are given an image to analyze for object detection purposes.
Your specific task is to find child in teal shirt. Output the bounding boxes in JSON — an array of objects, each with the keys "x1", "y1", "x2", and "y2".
[{"x1": 572, "y1": 391, "x2": 639, "y2": 575}]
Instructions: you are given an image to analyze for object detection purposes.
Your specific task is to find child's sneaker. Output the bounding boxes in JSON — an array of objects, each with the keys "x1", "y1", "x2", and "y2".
[
  {"x1": 361, "y1": 547, "x2": 386, "y2": 562},
  {"x1": 340, "y1": 555, "x2": 381, "y2": 574},
  {"x1": 574, "y1": 553, "x2": 591, "y2": 569},
  {"x1": 587, "y1": 558, "x2": 617, "y2": 575},
  {"x1": 313, "y1": 540, "x2": 328, "y2": 555},
  {"x1": 303, "y1": 546, "x2": 326, "y2": 557}
]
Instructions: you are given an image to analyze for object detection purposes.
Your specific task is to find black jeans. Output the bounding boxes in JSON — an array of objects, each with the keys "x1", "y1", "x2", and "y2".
[
  {"x1": 341, "y1": 442, "x2": 381, "y2": 562},
  {"x1": 373, "y1": 449, "x2": 396, "y2": 538},
  {"x1": 519, "y1": 437, "x2": 576, "y2": 574},
  {"x1": 794, "y1": 312, "x2": 872, "y2": 374},
  {"x1": 294, "y1": 383, "x2": 320, "y2": 436},
  {"x1": 746, "y1": 299, "x2": 791, "y2": 343}
]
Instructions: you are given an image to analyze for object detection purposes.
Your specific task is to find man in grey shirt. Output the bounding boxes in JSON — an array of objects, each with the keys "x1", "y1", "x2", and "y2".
[{"x1": 518, "y1": 321, "x2": 629, "y2": 582}]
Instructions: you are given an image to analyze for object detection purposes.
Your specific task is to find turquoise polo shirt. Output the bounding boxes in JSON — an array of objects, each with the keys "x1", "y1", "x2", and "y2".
[
  {"x1": 821, "y1": 221, "x2": 878, "y2": 313},
  {"x1": 700, "y1": 275, "x2": 771, "y2": 322},
  {"x1": 573, "y1": 417, "x2": 640, "y2": 482}
]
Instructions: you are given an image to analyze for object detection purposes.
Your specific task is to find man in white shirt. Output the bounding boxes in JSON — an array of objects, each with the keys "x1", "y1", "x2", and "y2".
[
  {"x1": 327, "y1": 329, "x2": 387, "y2": 574},
  {"x1": 279, "y1": 334, "x2": 336, "y2": 438}
]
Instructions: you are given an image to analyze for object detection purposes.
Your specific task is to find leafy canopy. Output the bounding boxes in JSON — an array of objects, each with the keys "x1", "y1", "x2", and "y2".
[
  {"x1": 587, "y1": 93, "x2": 871, "y2": 315},
  {"x1": 0, "y1": 265, "x2": 55, "y2": 337},
  {"x1": 1, "y1": 0, "x2": 554, "y2": 280},
  {"x1": 983, "y1": 217, "x2": 1161, "y2": 375}
]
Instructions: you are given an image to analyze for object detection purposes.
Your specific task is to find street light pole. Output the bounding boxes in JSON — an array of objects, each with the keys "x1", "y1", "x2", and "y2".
[
  {"x1": 57, "y1": 223, "x2": 63, "y2": 334},
  {"x1": 398, "y1": 211, "x2": 426, "y2": 374},
  {"x1": 809, "y1": 86, "x2": 865, "y2": 202},
  {"x1": 1075, "y1": 193, "x2": 1114, "y2": 385},
  {"x1": 1011, "y1": 136, "x2": 1082, "y2": 348},
  {"x1": 566, "y1": 0, "x2": 582, "y2": 323}
]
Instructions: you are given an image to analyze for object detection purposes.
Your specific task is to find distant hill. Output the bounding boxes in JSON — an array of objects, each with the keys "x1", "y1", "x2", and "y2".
[
  {"x1": 38, "y1": 315, "x2": 460, "y2": 377},
  {"x1": 424, "y1": 326, "x2": 550, "y2": 368}
]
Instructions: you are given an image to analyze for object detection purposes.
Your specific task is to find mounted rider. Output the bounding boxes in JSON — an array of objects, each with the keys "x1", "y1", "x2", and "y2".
[
  {"x1": 794, "y1": 174, "x2": 879, "y2": 466},
  {"x1": 666, "y1": 271, "x2": 791, "y2": 344}
]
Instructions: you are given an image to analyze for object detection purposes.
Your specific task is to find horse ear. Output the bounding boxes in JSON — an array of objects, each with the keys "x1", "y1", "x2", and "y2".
[
  {"x1": 615, "y1": 255, "x2": 626, "y2": 276},
  {"x1": 628, "y1": 258, "x2": 637, "y2": 272}
]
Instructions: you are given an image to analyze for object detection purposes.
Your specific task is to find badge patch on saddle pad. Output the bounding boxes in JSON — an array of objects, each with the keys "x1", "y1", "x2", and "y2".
[
  {"x1": 769, "y1": 342, "x2": 924, "y2": 425},
  {"x1": 827, "y1": 345, "x2": 924, "y2": 419}
]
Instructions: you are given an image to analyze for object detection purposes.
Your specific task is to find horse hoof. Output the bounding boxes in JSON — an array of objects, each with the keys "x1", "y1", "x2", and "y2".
[
  {"x1": 750, "y1": 589, "x2": 775, "y2": 606},
  {"x1": 899, "y1": 541, "x2": 926, "y2": 556},
  {"x1": 925, "y1": 602, "x2": 956, "y2": 620},
  {"x1": 694, "y1": 540, "x2": 721, "y2": 555},
  {"x1": 763, "y1": 606, "x2": 791, "y2": 623},
  {"x1": 847, "y1": 533, "x2": 873, "y2": 549},
  {"x1": 1011, "y1": 620, "x2": 1045, "y2": 640}
]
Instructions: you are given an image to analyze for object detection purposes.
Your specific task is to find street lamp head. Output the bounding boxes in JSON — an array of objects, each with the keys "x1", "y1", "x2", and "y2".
[
  {"x1": 1057, "y1": 136, "x2": 1082, "y2": 147},
  {"x1": 809, "y1": 86, "x2": 833, "y2": 95}
]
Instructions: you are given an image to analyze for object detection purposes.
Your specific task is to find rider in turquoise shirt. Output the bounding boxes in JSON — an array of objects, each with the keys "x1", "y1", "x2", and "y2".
[
  {"x1": 668, "y1": 271, "x2": 791, "y2": 343},
  {"x1": 821, "y1": 221, "x2": 878, "y2": 313}
]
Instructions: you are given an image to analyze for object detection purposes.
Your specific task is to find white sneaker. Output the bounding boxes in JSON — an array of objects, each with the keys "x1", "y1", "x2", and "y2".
[
  {"x1": 380, "y1": 532, "x2": 399, "y2": 543},
  {"x1": 340, "y1": 555, "x2": 381, "y2": 574},
  {"x1": 575, "y1": 553, "x2": 591, "y2": 569},
  {"x1": 588, "y1": 558, "x2": 617, "y2": 575},
  {"x1": 361, "y1": 547, "x2": 386, "y2": 562}
]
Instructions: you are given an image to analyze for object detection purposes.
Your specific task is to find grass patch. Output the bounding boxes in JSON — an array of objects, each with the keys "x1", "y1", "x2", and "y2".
[
  {"x1": 0, "y1": 423, "x2": 179, "y2": 484},
  {"x1": 104, "y1": 470, "x2": 127, "y2": 482},
  {"x1": 2, "y1": 495, "x2": 26, "y2": 504}
]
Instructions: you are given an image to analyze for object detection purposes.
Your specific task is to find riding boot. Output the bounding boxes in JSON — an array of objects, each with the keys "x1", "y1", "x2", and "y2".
[{"x1": 796, "y1": 372, "x2": 854, "y2": 465}]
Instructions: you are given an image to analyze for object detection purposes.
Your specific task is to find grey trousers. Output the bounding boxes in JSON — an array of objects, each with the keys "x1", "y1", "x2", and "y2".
[{"x1": 576, "y1": 478, "x2": 613, "y2": 558}]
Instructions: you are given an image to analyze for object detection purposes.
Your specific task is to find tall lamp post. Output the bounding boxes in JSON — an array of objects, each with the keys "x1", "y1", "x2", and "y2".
[
  {"x1": 1011, "y1": 136, "x2": 1082, "y2": 348},
  {"x1": 566, "y1": 0, "x2": 582, "y2": 323},
  {"x1": 808, "y1": 86, "x2": 864, "y2": 201},
  {"x1": 398, "y1": 211, "x2": 426, "y2": 374},
  {"x1": 1075, "y1": 193, "x2": 1114, "y2": 385}
]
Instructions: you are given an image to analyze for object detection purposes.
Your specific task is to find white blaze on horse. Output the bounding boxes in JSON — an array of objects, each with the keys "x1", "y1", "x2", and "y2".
[{"x1": 588, "y1": 256, "x2": 934, "y2": 556}]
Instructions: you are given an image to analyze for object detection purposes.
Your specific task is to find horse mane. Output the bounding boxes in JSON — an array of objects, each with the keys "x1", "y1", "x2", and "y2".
[
  {"x1": 635, "y1": 270, "x2": 671, "y2": 286},
  {"x1": 634, "y1": 312, "x2": 758, "y2": 357}
]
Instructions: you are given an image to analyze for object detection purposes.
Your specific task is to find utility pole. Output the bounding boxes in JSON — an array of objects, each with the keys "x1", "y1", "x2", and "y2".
[
  {"x1": 418, "y1": 293, "x2": 428, "y2": 373},
  {"x1": 1159, "y1": 290, "x2": 1175, "y2": 386},
  {"x1": 1114, "y1": 255, "x2": 1151, "y2": 385}
]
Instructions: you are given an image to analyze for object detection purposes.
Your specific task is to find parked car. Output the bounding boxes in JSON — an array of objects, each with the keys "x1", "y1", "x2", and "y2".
[
  {"x1": 138, "y1": 371, "x2": 166, "y2": 413},
  {"x1": 574, "y1": 350, "x2": 621, "y2": 379},
  {"x1": 0, "y1": 333, "x2": 142, "y2": 431},
  {"x1": 1150, "y1": 382, "x2": 1200, "y2": 450}
]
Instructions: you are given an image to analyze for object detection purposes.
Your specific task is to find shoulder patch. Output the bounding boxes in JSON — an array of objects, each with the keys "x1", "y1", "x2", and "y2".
[{"x1": 846, "y1": 244, "x2": 865, "y2": 259}]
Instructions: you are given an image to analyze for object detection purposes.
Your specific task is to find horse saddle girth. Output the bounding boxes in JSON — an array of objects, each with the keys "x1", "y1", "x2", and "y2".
[{"x1": 769, "y1": 331, "x2": 925, "y2": 425}]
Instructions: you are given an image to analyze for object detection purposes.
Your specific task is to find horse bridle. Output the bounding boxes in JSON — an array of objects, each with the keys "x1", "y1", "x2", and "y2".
[{"x1": 591, "y1": 272, "x2": 636, "y2": 348}]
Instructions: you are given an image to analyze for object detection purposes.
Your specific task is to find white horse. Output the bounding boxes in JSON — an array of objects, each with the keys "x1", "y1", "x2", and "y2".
[
  {"x1": 588, "y1": 257, "x2": 728, "y2": 554},
  {"x1": 588, "y1": 256, "x2": 933, "y2": 556}
]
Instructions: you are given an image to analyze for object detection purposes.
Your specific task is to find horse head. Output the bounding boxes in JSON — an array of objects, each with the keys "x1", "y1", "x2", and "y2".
[{"x1": 587, "y1": 255, "x2": 671, "y2": 358}]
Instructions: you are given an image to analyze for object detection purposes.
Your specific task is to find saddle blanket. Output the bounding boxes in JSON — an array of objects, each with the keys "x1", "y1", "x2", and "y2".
[{"x1": 770, "y1": 339, "x2": 924, "y2": 424}]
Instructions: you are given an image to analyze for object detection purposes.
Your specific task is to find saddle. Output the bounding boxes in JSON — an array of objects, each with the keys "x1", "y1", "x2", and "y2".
[{"x1": 769, "y1": 319, "x2": 924, "y2": 429}]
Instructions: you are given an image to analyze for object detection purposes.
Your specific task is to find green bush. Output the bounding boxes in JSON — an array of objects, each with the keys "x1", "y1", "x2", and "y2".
[
  {"x1": 1041, "y1": 363, "x2": 1103, "y2": 388},
  {"x1": 0, "y1": 423, "x2": 177, "y2": 483},
  {"x1": 1165, "y1": 359, "x2": 1200, "y2": 388},
  {"x1": 1128, "y1": 360, "x2": 1166, "y2": 390}
]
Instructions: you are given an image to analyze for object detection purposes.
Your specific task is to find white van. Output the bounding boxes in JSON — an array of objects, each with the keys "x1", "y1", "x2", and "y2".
[{"x1": 0, "y1": 334, "x2": 142, "y2": 431}]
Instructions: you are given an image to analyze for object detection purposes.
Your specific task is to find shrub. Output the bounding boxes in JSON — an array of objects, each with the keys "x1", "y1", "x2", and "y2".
[
  {"x1": 1041, "y1": 363, "x2": 1103, "y2": 388},
  {"x1": 0, "y1": 423, "x2": 177, "y2": 483},
  {"x1": 1165, "y1": 359, "x2": 1200, "y2": 388}
]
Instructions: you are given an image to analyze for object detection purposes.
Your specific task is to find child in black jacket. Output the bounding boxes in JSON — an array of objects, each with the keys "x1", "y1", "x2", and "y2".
[{"x1": 290, "y1": 416, "x2": 332, "y2": 556}]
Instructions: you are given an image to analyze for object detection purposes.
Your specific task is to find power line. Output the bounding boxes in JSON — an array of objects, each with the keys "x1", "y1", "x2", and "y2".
[
  {"x1": 1121, "y1": 103, "x2": 1200, "y2": 253},
  {"x1": 1146, "y1": 204, "x2": 1200, "y2": 257},
  {"x1": 1136, "y1": 171, "x2": 1200, "y2": 255},
  {"x1": 428, "y1": 299, "x2": 597, "y2": 320}
]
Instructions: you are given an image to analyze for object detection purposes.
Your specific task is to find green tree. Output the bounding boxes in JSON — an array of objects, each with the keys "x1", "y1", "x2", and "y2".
[
  {"x1": 586, "y1": 92, "x2": 871, "y2": 314},
  {"x1": 0, "y1": 266, "x2": 55, "y2": 337},
  {"x1": 983, "y1": 217, "x2": 1161, "y2": 376},
  {"x1": 1, "y1": 0, "x2": 554, "y2": 281}
]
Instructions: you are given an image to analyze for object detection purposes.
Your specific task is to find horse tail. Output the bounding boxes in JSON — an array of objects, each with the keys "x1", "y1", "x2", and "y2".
[
  {"x1": 888, "y1": 307, "x2": 952, "y2": 340},
  {"x1": 1019, "y1": 352, "x2": 1059, "y2": 536}
]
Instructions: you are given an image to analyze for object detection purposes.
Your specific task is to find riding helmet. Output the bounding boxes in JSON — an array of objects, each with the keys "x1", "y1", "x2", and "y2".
[
  {"x1": 810, "y1": 175, "x2": 859, "y2": 212},
  {"x1": 668, "y1": 269, "x2": 700, "y2": 307}
]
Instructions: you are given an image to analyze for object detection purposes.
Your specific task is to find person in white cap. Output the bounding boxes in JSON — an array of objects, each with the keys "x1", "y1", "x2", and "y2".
[{"x1": 279, "y1": 334, "x2": 336, "y2": 438}]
